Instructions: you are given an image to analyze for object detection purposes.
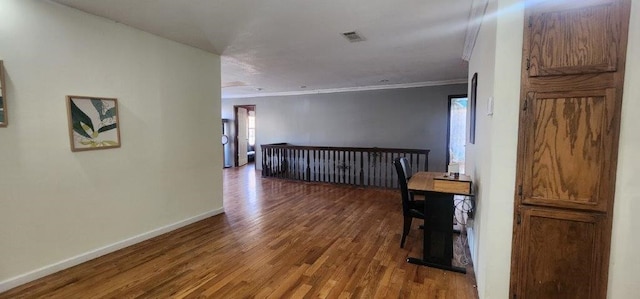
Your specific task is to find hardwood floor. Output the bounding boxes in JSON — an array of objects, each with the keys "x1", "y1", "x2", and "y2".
[{"x1": 0, "y1": 164, "x2": 478, "y2": 298}]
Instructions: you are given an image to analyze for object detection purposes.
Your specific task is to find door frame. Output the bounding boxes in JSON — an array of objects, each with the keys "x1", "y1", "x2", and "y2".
[
  {"x1": 446, "y1": 94, "x2": 468, "y2": 170},
  {"x1": 233, "y1": 105, "x2": 255, "y2": 167}
]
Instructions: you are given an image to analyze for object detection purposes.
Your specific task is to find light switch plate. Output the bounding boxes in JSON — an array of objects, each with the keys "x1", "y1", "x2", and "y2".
[{"x1": 487, "y1": 96, "x2": 494, "y2": 116}]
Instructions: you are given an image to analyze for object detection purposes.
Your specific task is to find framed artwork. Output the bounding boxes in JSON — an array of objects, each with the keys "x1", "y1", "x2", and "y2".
[
  {"x1": 0, "y1": 60, "x2": 7, "y2": 127},
  {"x1": 66, "y1": 95, "x2": 121, "y2": 152},
  {"x1": 469, "y1": 72, "x2": 478, "y2": 144}
]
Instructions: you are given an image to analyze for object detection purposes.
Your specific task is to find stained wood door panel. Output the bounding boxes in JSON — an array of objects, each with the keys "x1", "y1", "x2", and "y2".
[
  {"x1": 516, "y1": 207, "x2": 605, "y2": 299},
  {"x1": 527, "y1": 73, "x2": 614, "y2": 91},
  {"x1": 528, "y1": 1, "x2": 619, "y2": 77},
  {"x1": 521, "y1": 89, "x2": 616, "y2": 212},
  {"x1": 511, "y1": 0, "x2": 631, "y2": 298}
]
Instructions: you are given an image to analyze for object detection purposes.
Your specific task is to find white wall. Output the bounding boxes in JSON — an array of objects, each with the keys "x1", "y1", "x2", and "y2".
[
  {"x1": 465, "y1": 0, "x2": 499, "y2": 295},
  {"x1": 468, "y1": 0, "x2": 640, "y2": 298},
  {"x1": 0, "y1": 0, "x2": 222, "y2": 290},
  {"x1": 222, "y1": 84, "x2": 468, "y2": 172}
]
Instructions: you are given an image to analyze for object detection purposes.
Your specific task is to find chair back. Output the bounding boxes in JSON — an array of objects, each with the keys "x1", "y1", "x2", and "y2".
[
  {"x1": 399, "y1": 157, "x2": 413, "y2": 180},
  {"x1": 393, "y1": 157, "x2": 412, "y2": 216}
]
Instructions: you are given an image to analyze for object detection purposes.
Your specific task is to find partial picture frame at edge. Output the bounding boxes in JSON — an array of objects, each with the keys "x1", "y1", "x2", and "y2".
[
  {"x1": 469, "y1": 72, "x2": 477, "y2": 144},
  {"x1": 0, "y1": 60, "x2": 7, "y2": 127}
]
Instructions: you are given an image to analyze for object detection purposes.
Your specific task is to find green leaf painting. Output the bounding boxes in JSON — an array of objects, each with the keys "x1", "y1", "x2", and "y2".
[
  {"x1": 91, "y1": 99, "x2": 104, "y2": 117},
  {"x1": 70, "y1": 100, "x2": 95, "y2": 138},
  {"x1": 68, "y1": 96, "x2": 120, "y2": 151},
  {"x1": 98, "y1": 123, "x2": 117, "y2": 133}
]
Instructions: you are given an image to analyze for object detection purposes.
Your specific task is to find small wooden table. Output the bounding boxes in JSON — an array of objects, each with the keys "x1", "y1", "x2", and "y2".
[{"x1": 407, "y1": 172, "x2": 473, "y2": 273}]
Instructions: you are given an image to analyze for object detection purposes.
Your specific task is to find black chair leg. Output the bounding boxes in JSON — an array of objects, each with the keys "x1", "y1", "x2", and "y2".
[{"x1": 401, "y1": 216, "x2": 412, "y2": 248}]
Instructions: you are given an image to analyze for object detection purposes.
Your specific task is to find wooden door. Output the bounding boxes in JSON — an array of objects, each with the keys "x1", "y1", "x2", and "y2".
[
  {"x1": 510, "y1": 1, "x2": 631, "y2": 298},
  {"x1": 236, "y1": 107, "x2": 248, "y2": 166}
]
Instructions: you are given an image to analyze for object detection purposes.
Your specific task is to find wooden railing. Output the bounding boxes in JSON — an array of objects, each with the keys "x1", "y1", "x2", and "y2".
[{"x1": 261, "y1": 143, "x2": 429, "y2": 189}]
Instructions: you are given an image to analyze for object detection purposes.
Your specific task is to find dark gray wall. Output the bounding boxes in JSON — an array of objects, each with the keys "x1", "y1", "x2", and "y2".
[{"x1": 222, "y1": 84, "x2": 467, "y2": 172}]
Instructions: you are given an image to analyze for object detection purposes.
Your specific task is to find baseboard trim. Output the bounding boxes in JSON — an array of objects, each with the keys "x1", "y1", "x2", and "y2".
[
  {"x1": 466, "y1": 226, "x2": 476, "y2": 268},
  {"x1": 0, "y1": 208, "x2": 225, "y2": 293}
]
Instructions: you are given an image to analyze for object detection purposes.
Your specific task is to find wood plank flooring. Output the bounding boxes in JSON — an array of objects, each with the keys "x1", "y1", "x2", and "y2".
[{"x1": 0, "y1": 164, "x2": 478, "y2": 298}]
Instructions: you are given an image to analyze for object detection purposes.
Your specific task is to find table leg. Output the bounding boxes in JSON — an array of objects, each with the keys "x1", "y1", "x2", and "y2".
[{"x1": 407, "y1": 192, "x2": 466, "y2": 273}]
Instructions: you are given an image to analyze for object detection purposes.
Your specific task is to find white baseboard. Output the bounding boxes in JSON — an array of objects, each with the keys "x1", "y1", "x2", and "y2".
[
  {"x1": 0, "y1": 208, "x2": 225, "y2": 293},
  {"x1": 466, "y1": 226, "x2": 476, "y2": 267}
]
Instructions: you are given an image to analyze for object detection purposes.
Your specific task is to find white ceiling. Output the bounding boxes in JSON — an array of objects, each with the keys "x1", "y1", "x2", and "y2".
[{"x1": 51, "y1": 0, "x2": 472, "y2": 98}]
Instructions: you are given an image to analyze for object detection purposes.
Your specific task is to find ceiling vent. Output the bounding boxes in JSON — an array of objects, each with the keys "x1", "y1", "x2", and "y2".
[{"x1": 341, "y1": 31, "x2": 365, "y2": 42}]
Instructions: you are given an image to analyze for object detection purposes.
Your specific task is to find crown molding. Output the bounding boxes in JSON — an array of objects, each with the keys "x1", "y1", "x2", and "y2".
[
  {"x1": 462, "y1": 0, "x2": 489, "y2": 61},
  {"x1": 223, "y1": 79, "x2": 468, "y2": 99}
]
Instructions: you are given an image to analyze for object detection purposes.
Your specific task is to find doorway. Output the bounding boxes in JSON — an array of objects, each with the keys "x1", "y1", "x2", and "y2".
[
  {"x1": 234, "y1": 105, "x2": 256, "y2": 167},
  {"x1": 446, "y1": 95, "x2": 468, "y2": 173}
]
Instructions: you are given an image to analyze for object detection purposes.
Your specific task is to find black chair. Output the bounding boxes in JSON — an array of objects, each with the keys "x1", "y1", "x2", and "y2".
[
  {"x1": 393, "y1": 157, "x2": 425, "y2": 248},
  {"x1": 399, "y1": 156, "x2": 413, "y2": 180},
  {"x1": 400, "y1": 156, "x2": 425, "y2": 201}
]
